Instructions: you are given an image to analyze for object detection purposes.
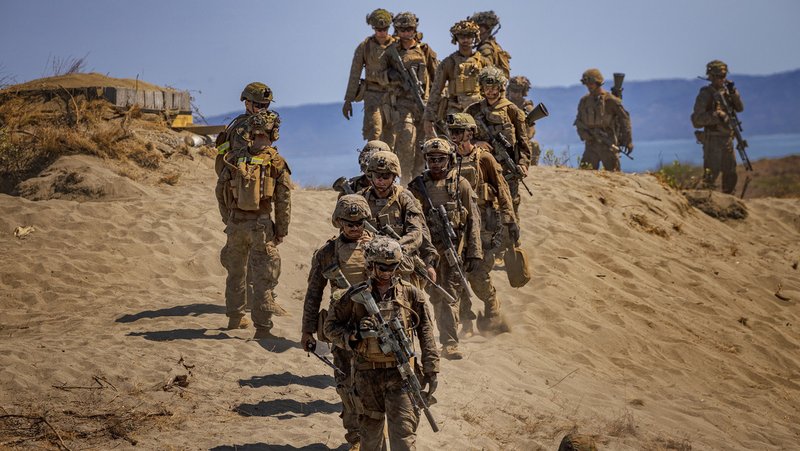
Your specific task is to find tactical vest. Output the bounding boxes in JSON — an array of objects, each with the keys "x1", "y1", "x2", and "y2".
[
  {"x1": 393, "y1": 43, "x2": 431, "y2": 100},
  {"x1": 334, "y1": 238, "x2": 369, "y2": 289},
  {"x1": 363, "y1": 37, "x2": 393, "y2": 89},
  {"x1": 578, "y1": 92, "x2": 616, "y2": 131},
  {"x1": 224, "y1": 148, "x2": 283, "y2": 211},
  {"x1": 364, "y1": 186, "x2": 407, "y2": 239},
  {"x1": 215, "y1": 114, "x2": 248, "y2": 176},
  {"x1": 478, "y1": 99, "x2": 517, "y2": 148},
  {"x1": 478, "y1": 39, "x2": 511, "y2": 77},
  {"x1": 453, "y1": 53, "x2": 488, "y2": 97},
  {"x1": 356, "y1": 281, "x2": 415, "y2": 365},
  {"x1": 456, "y1": 147, "x2": 497, "y2": 209},
  {"x1": 422, "y1": 174, "x2": 468, "y2": 232}
]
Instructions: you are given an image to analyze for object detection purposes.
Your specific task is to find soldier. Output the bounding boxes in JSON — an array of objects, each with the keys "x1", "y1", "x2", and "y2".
[
  {"x1": 507, "y1": 75, "x2": 542, "y2": 166},
  {"x1": 334, "y1": 140, "x2": 391, "y2": 197},
  {"x1": 216, "y1": 108, "x2": 291, "y2": 338},
  {"x1": 301, "y1": 195, "x2": 374, "y2": 450},
  {"x1": 447, "y1": 113, "x2": 517, "y2": 334},
  {"x1": 343, "y1": 9, "x2": 396, "y2": 144},
  {"x1": 469, "y1": 11, "x2": 511, "y2": 78},
  {"x1": 323, "y1": 236, "x2": 439, "y2": 451},
  {"x1": 385, "y1": 12, "x2": 439, "y2": 183},
  {"x1": 422, "y1": 20, "x2": 492, "y2": 140},
  {"x1": 408, "y1": 138, "x2": 482, "y2": 359},
  {"x1": 215, "y1": 82, "x2": 282, "y2": 313},
  {"x1": 466, "y1": 66, "x2": 531, "y2": 217},
  {"x1": 691, "y1": 60, "x2": 745, "y2": 194},
  {"x1": 574, "y1": 68, "x2": 633, "y2": 171}
]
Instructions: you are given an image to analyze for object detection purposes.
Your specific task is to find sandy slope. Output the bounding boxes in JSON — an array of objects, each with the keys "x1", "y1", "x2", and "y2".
[{"x1": 1, "y1": 152, "x2": 798, "y2": 450}]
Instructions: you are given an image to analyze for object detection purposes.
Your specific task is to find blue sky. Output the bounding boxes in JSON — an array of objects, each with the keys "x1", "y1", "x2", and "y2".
[{"x1": 2, "y1": 0, "x2": 799, "y2": 115}]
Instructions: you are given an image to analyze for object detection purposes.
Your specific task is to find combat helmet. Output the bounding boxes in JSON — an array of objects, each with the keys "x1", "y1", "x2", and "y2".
[
  {"x1": 367, "y1": 150, "x2": 401, "y2": 178},
  {"x1": 706, "y1": 60, "x2": 728, "y2": 78},
  {"x1": 450, "y1": 20, "x2": 480, "y2": 44},
  {"x1": 331, "y1": 194, "x2": 372, "y2": 229},
  {"x1": 446, "y1": 112, "x2": 478, "y2": 131},
  {"x1": 557, "y1": 434, "x2": 598, "y2": 451},
  {"x1": 422, "y1": 137, "x2": 453, "y2": 155},
  {"x1": 508, "y1": 75, "x2": 532, "y2": 93},
  {"x1": 366, "y1": 9, "x2": 392, "y2": 28},
  {"x1": 469, "y1": 11, "x2": 500, "y2": 30},
  {"x1": 393, "y1": 12, "x2": 418, "y2": 29},
  {"x1": 580, "y1": 68, "x2": 604, "y2": 86},
  {"x1": 364, "y1": 236, "x2": 403, "y2": 265},
  {"x1": 240, "y1": 82, "x2": 273, "y2": 103},
  {"x1": 478, "y1": 66, "x2": 508, "y2": 92},
  {"x1": 358, "y1": 140, "x2": 391, "y2": 172}
]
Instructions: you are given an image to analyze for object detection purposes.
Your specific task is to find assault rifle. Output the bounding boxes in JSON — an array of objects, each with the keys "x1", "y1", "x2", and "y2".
[
  {"x1": 714, "y1": 84, "x2": 753, "y2": 172},
  {"x1": 611, "y1": 73, "x2": 625, "y2": 100},
  {"x1": 345, "y1": 281, "x2": 439, "y2": 432},
  {"x1": 361, "y1": 221, "x2": 456, "y2": 304},
  {"x1": 472, "y1": 116, "x2": 534, "y2": 196},
  {"x1": 579, "y1": 127, "x2": 634, "y2": 160},
  {"x1": 524, "y1": 102, "x2": 549, "y2": 128},
  {"x1": 332, "y1": 176, "x2": 356, "y2": 195},
  {"x1": 388, "y1": 45, "x2": 426, "y2": 114}
]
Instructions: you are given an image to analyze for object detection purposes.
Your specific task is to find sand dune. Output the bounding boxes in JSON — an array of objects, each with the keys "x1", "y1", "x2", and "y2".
[{"x1": 1, "y1": 150, "x2": 798, "y2": 450}]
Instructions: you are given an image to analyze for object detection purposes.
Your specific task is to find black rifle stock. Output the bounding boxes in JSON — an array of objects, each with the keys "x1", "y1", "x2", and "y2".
[
  {"x1": 714, "y1": 85, "x2": 753, "y2": 172},
  {"x1": 580, "y1": 127, "x2": 633, "y2": 160},
  {"x1": 332, "y1": 176, "x2": 355, "y2": 195},
  {"x1": 473, "y1": 117, "x2": 534, "y2": 196},
  {"x1": 347, "y1": 282, "x2": 439, "y2": 432},
  {"x1": 611, "y1": 73, "x2": 625, "y2": 100},
  {"x1": 524, "y1": 102, "x2": 549, "y2": 127}
]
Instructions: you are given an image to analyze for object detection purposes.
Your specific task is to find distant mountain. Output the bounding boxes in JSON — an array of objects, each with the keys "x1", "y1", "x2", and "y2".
[{"x1": 203, "y1": 69, "x2": 800, "y2": 182}]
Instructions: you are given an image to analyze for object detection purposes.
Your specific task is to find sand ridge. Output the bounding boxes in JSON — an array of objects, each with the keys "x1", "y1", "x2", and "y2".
[{"x1": 0, "y1": 153, "x2": 799, "y2": 450}]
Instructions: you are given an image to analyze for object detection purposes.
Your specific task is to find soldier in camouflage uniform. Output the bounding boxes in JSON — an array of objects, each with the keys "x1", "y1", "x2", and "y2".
[
  {"x1": 324, "y1": 236, "x2": 439, "y2": 451},
  {"x1": 691, "y1": 60, "x2": 744, "y2": 194},
  {"x1": 447, "y1": 113, "x2": 517, "y2": 335},
  {"x1": 216, "y1": 108, "x2": 291, "y2": 338},
  {"x1": 574, "y1": 68, "x2": 633, "y2": 171},
  {"x1": 343, "y1": 9, "x2": 396, "y2": 144},
  {"x1": 302, "y1": 195, "x2": 374, "y2": 450},
  {"x1": 469, "y1": 11, "x2": 511, "y2": 78},
  {"x1": 422, "y1": 20, "x2": 492, "y2": 140},
  {"x1": 466, "y1": 66, "x2": 531, "y2": 217},
  {"x1": 507, "y1": 75, "x2": 542, "y2": 166},
  {"x1": 385, "y1": 12, "x2": 439, "y2": 183},
  {"x1": 334, "y1": 140, "x2": 391, "y2": 197},
  {"x1": 408, "y1": 138, "x2": 483, "y2": 359}
]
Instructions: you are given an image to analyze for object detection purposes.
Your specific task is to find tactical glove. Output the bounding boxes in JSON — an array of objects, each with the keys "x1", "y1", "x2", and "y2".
[
  {"x1": 342, "y1": 101, "x2": 353, "y2": 120},
  {"x1": 464, "y1": 258, "x2": 482, "y2": 273},
  {"x1": 507, "y1": 223, "x2": 520, "y2": 244},
  {"x1": 358, "y1": 317, "x2": 379, "y2": 338},
  {"x1": 387, "y1": 68, "x2": 402, "y2": 83},
  {"x1": 422, "y1": 373, "x2": 438, "y2": 397},
  {"x1": 301, "y1": 332, "x2": 317, "y2": 352}
]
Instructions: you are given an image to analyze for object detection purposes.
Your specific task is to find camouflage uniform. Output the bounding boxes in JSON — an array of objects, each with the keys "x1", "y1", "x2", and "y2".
[
  {"x1": 323, "y1": 238, "x2": 439, "y2": 451},
  {"x1": 574, "y1": 68, "x2": 633, "y2": 171},
  {"x1": 691, "y1": 60, "x2": 744, "y2": 194},
  {"x1": 508, "y1": 75, "x2": 542, "y2": 165},
  {"x1": 344, "y1": 9, "x2": 396, "y2": 143},
  {"x1": 302, "y1": 195, "x2": 374, "y2": 448},
  {"x1": 408, "y1": 139, "x2": 482, "y2": 354},
  {"x1": 423, "y1": 21, "x2": 491, "y2": 134},
  {"x1": 334, "y1": 140, "x2": 390, "y2": 198},
  {"x1": 448, "y1": 114, "x2": 517, "y2": 331},
  {"x1": 216, "y1": 110, "x2": 291, "y2": 335},
  {"x1": 385, "y1": 12, "x2": 439, "y2": 182},
  {"x1": 470, "y1": 11, "x2": 511, "y2": 78},
  {"x1": 466, "y1": 68, "x2": 531, "y2": 216}
]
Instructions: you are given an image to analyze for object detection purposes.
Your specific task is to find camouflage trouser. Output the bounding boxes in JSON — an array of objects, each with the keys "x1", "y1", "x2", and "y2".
[
  {"x1": 363, "y1": 90, "x2": 393, "y2": 144},
  {"x1": 426, "y1": 252, "x2": 461, "y2": 347},
  {"x1": 463, "y1": 231, "x2": 502, "y2": 322},
  {"x1": 530, "y1": 139, "x2": 541, "y2": 166},
  {"x1": 507, "y1": 178, "x2": 521, "y2": 218},
  {"x1": 220, "y1": 217, "x2": 281, "y2": 331},
  {"x1": 702, "y1": 134, "x2": 737, "y2": 194},
  {"x1": 355, "y1": 368, "x2": 419, "y2": 451},
  {"x1": 390, "y1": 101, "x2": 425, "y2": 184},
  {"x1": 580, "y1": 140, "x2": 620, "y2": 171},
  {"x1": 333, "y1": 347, "x2": 360, "y2": 446}
]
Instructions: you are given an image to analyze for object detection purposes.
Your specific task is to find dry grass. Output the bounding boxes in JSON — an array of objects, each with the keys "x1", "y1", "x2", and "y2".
[
  {"x1": 606, "y1": 409, "x2": 637, "y2": 438},
  {"x1": 159, "y1": 172, "x2": 180, "y2": 186},
  {"x1": 628, "y1": 213, "x2": 669, "y2": 238}
]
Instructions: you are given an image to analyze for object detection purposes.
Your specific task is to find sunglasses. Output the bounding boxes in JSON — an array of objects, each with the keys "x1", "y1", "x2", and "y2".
[
  {"x1": 397, "y1": 27, "x2": 415, "y2": 33},
  {"x1": 341, "y1": 219, "x2": 364, "y2": 228},
  {"x1": 372, "y1": 172, "x2": 394, "y2": 180},
  {"x1": 376, "y1": 262, "x2": 399, "y2": 272},
  {"x1": 426, "y1": 156, "x2": 448, "y2": 164},
  {"x1": 374, "y1": 27, "x2": 389, "y2": 32},
  {"x1": 449, "y1": 129, "x2": 466, "y2": 136},
  {"x1": 251, "y1": 101, "x2": 269, "y2": 109}
]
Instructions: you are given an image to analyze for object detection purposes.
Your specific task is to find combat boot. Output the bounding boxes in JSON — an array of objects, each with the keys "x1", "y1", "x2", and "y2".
[
  {"x1": 226, "y1": 316, "x2": 250, "y2": 330},
  {"x1": 253, "y1": 328, "x2": 275, "y2": 339},
  {"x1": 460, "y1": 319, "x2": 475, "y2": 338},
  {"x1": 267, "y1": 292, "x2": 288, "y2": 316},
  {"x1": 441, "y1": 344, "x2": 463, "y2": 360},
  {"x1": 477, "y1": 312, "x2": 510, "y2": 334}
]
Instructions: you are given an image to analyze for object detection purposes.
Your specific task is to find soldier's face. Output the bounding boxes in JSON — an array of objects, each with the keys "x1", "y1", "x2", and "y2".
[
  {"x1": 483, "y1": 85, "x2": 501, "y2": 102},
  {"x1": 397, "y1": 27, "x2": 416, "y2": 42},
  {"x1": 373, "y1": 262, "x2": 398, "y2": 282},
  {"x1": 373, "y1": 27, "x2": 389, "y2": 40},
  {"x1": 370, "y1": 172, "x2": 395, "y2": 194},
  {"x1": 507, "y1": 87, "x2": 525, "y2": 102},
  {"x1": 584, "y1": 82, "x2": 601, "y2": 94},
  {"x1": 340, "y1": 219, "x2": 365, "y2": 240},
  {"x1": 710, "y1": 75, "x2": 726, "y2": 88},
  {"x1": 457, "y1": 34, "x2": 474, "y2": 49},
  {"x1": 245, "y1": 100, "x2": 269, "y2": 114},
  {"x1": 426, "y1": 154, "x2": 450, "y2": 178}
]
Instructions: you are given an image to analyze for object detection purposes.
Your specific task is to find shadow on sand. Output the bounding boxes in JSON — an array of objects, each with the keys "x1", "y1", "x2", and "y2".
[
  {"x1": 234, "y1": 399, "x2": 341, "y2": 420},
  {"x1": 116, "y1": 303, "x2": 226, "y2": 323},
  {"x1": 239, "y1": 371, "x2": 335, "y2": 390}
]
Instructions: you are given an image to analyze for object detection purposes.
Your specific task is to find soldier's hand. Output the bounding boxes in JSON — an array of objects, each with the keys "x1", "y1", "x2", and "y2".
[
  {"x1": 507, "y1": 223, "x2": 521, "y2": 244},
  {"x1": 715, "y1": 110, "x2": 728, "y2": 123},
  {"x1": 465, "y1": 258, "x2": 482, "y2": 273},
  {"x1": 273, "y1": 236, "x2": 284, "y2": 246},
  {"x1": 301, "y1": 332, "x2": 317, "y2": 352},
  {"x1": 517, "y1": 164, "x2": 529, "y2": 178},
  {"x1": 359, "y1": 317, "x2": 378, "y2": 333},
  {"x1": 426, "y1": 266, "x2": 437, "y2": 284},
  {"x1": 423, "y1": 373, "x2": 438, "y2": 397},
  {"x1": 342, "y1": 101, "x2": 353, "y2": 120},
  {"x1": 387, "y1": 68, "x2": 402, "y2": 83}
]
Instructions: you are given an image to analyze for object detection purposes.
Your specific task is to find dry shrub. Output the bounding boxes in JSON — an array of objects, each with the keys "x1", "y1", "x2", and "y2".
[
  {"x1": 628, "y1": 213, "x2": 669, "y2": 238},
  {"x1": 159, "y1": 172, "x2": 180, "y2": 185},
  {"x1": 197, "y1": 145, "x2": 216, "y2": 159},
  {"x1": 128, "y1": 145, "x2": 163, "y2": 169},
  {"x1": 607, "y1": 409, "x2": 637, "y2": 437}
]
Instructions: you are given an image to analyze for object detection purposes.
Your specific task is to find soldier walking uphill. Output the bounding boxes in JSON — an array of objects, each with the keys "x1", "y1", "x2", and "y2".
[
  {"x1": 343, "y1": 9, "x2": 396, "y2": 144},
  {"x1": 447, "y1": 113, "x2": 516, "y2": 335},
  {"x1": 574, "y1": 68, "x2": 633, "y2": 171},
  {"x1": 324, "y1": 236, "x2": 440, "y2": 451},
  {"x1": 507, "y1": 75, "x2": 543, "y2": 166},
  {"x1": 334, "y1": 140, "x2": 391, "y2": 197},
  {"x1": 385, "y1": 12, "x2": 439, "y2": 183},
  {"x1": 466, "y1": 66, "x2": 531, "y2": 217},
  {"x1": 408, "y1": 138, "x2": 483, "y2": 360},
  {"x1": 216, "y1": 103, "x2": 291, "y2": 338},
  {"x1": 691, "y1": 60, "x2": 745, "y2": 194},
  {"x1": 422, "y1": 20, "x2": 492, "y2": 140},
  {"x1": 469, "y1": 11, "x2": 511, "y2": 78},
  {"x1": 302, "y1": 195, "x2": 375, "y2": 450}
]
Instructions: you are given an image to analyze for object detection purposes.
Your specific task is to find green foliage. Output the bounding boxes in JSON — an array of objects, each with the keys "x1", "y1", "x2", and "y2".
[
  {"x1": 540, "y1": 148, "x2": 572, "y2": 167},
  {"x1": 750, "y1": 174, "x2": 800, "y2": 198},
  {"x1": 653, "y1": 160, "x2": 704, "y2": 190}
]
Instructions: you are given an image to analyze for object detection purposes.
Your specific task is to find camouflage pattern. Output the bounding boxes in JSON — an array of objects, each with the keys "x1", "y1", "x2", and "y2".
[
  {"x1": 408, "y1": 171, "x2": 482, "y2": 348},
  {"x1": 361, "y1": 184, "x2": 424, "y2": 254},
  {"x1": 423, "y1": 48, "x2": 492, "y2": 124},
  {"x1": 366, "y1": 150, "x2": 402, "y2": 178},
  {"x1": 392, "y1": 11, "x2": 418, "y2": 29},
  {"x1": 344, "y1": 31, "x2": 396, "y2": 142},
  {"x1": 581, "y1": 68, "x2": 605, "y2": 85},
  {"x1": 558, "y1": 433, "x2": 598, "y2": 451},
  {"x1": 477, "y1": 38, "x2": 510, "y2": 78},
  {"x1": 574, "y1": 83, "x2": 633, "y2": 171},
  {"x1": 478, "y1": 66, "x2": 508, "y2": 92},
  {"x1": 449, "y1": 20, "x2": 480, "y2": 44},
  {"x1": 323, "y1": 276, "x2": 439, "y2": 451},
  {"x1": 465, "y1": 97, "x2": 531, "y2": 215},
  {"x1": 691, "y1": 75, "x2": 744, "y2": 194},
  {"x1": 447, "y1": 111, "x2": 478, "y2": 130},
  {"x1": 508, "y1": 75, "x2": 541, "y2": 165},
  {"x1": 366, "y1": 8, "x2": 393, "y2": 28},
  {"x1": 240, "y1": 82, "x2": 273, "y2": 103},
  {"x1": 331, "y1": 194, "x2": 372, "y2": 228},
  {"x1": 469, "y1": 11, "x2": 500, "y2": 29},
  {"x1": 706, "y1": 59, "x2": 728, "y2": 78},
  {"x1": 385, "y1": 36, "x2": 439, "y2": 182}
]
